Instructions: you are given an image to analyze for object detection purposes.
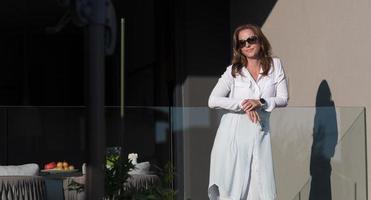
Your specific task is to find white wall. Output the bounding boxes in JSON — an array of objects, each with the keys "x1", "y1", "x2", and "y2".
[{"x1": 262, "y1": 0, "x2": 371, "y2": 196}]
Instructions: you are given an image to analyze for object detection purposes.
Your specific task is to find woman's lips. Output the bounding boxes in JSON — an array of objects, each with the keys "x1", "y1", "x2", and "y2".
[{"x1": 244, "y1": 48, "x2": 254, "y2": 52}]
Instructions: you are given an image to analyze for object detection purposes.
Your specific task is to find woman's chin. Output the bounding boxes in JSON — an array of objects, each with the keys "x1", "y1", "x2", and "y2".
[{"x1": 244, "y1": 54, "x2": 259, "y2": 59}]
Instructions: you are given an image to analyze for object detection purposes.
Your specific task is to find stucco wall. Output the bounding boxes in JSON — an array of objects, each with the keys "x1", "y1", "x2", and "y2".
[{"x1": 262, "y1": 0, "x2": 371, "y2": 196}]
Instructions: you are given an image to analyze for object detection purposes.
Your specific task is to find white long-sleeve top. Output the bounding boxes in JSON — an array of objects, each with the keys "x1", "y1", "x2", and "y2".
[{"x1": 208, "y1": 57, "x2": 288, "y2": 112}]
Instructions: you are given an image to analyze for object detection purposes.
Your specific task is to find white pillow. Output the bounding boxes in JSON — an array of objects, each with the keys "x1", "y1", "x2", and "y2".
[
  {"x1": 128, "y1": 161, "x2": 150, "y2": 175},
  {"x1": 0, "y1": 163, "x2": 39, "y2": 176}
]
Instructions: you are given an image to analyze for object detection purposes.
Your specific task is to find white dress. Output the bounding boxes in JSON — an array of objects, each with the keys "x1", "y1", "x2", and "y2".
[{"x1": 208, "y1": 58, "x2": 288, "y2": 200}]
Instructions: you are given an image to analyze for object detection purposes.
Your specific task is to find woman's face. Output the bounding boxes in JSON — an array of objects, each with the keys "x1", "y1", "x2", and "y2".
[{"x1": 238, "y1": 29, "x2": 261, "y2": 59}]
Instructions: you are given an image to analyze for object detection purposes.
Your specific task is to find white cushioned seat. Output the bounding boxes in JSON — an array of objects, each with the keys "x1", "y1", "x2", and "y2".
[{"x1": 0, "y1": 163, "x2": 39, "y2": 176}]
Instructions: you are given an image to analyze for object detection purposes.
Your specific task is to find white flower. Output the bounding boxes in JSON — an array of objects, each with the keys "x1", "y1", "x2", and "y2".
[{"x1": 128, "y1": 153, "x2": 138, "y2": 164}]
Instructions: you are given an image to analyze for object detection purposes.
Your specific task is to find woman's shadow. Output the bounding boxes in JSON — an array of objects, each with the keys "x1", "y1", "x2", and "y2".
[{"x1": 309, "y1": 80, "x2": 338, "y2": 200}]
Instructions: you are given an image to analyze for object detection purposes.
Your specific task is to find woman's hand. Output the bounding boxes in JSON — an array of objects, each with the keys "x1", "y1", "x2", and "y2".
[
  {"x1": 241, "y1": 99, "x2": 261, "y2": 112},
  {"x1": 246, "y1": 110, "x2": 260, "y2": 123},
  {"x1": 241, "y1": 99, "x2": 261, "y2": 123}
]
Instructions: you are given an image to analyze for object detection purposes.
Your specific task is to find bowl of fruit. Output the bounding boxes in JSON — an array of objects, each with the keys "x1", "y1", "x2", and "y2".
[{"x1": 41, "y1": 161, "x2": 77, "y2": 173}]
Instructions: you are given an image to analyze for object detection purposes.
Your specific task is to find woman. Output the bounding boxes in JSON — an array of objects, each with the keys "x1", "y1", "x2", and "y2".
[{"x1": 208, "y1": 24, "x2": 288, "y2": 200}]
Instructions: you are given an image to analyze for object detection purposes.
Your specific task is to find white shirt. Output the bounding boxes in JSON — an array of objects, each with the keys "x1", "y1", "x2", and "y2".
[{"x1": 208, "y1": 57, "x2": 288, "y2": 112}]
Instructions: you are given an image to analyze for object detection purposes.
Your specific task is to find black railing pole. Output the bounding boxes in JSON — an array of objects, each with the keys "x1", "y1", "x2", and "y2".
[{"x1": 86, "y1": 0, "x2": 106, "y2": 199}]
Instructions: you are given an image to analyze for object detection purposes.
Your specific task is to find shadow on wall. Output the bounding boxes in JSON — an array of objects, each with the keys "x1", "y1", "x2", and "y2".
[
  {"x1": 309, "y1": 80, "x2": 338, "y2": 200},
  {"x1": 230, "y1": 0, "x2": 278, "y2": 33}
]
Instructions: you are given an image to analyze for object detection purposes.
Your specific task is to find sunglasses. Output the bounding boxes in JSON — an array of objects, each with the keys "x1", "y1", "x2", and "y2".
[{"x1": 238, "y1": 36, "x2": 259, "y2": 48}]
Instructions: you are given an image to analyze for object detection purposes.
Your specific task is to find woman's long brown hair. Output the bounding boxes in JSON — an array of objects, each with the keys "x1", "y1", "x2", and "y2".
[{"x1": 231, "y1": 24, "x2": 273, "y2": 77}]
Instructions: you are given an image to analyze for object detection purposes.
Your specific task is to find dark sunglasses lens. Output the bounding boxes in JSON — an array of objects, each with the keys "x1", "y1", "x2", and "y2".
[
  {"x1": 238, "y1": 40, "x2": 246, "y2": 47},
  {"x1": 247, "y1": 36, "x2": 258, "y2": 44}
]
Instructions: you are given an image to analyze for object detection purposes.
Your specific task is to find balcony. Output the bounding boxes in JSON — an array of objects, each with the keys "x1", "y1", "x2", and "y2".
[{"x1": 0, "y1": 106, "x2": 366, "y2": 200}]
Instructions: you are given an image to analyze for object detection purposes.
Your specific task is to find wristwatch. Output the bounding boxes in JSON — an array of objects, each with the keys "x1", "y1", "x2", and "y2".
[{"x1": 259, "y1": 98, "x2": 266, "y2": 106}]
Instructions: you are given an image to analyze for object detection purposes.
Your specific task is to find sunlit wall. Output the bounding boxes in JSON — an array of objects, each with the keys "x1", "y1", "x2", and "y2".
[{"x1": 262, "y1": 0, "x2": 371, "y2": 195}]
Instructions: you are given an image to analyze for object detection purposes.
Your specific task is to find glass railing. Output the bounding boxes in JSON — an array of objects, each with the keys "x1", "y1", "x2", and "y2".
[
  {"x1": 292, "y1": 173, "x2": 356, "y2": 200},
  {"x1": 290, "y1": 107, "x2": 366, "y2": 200},
  {"x1": 0, "y1": 106, "x2": 366, "y2": 200},
  {"x1": 173, "y1": 106, "x2": 367, "y2": 200}
]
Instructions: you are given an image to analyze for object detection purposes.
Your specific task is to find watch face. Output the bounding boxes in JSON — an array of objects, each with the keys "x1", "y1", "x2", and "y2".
[{"x1": 260, "y1": 98, "x2": 266, "y2": 104}]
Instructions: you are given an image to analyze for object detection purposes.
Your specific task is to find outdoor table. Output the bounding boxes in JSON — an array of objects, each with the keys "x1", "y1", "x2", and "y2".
[{"x1": 40, "y1": 171, "x2": 83, "y2": 200}]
